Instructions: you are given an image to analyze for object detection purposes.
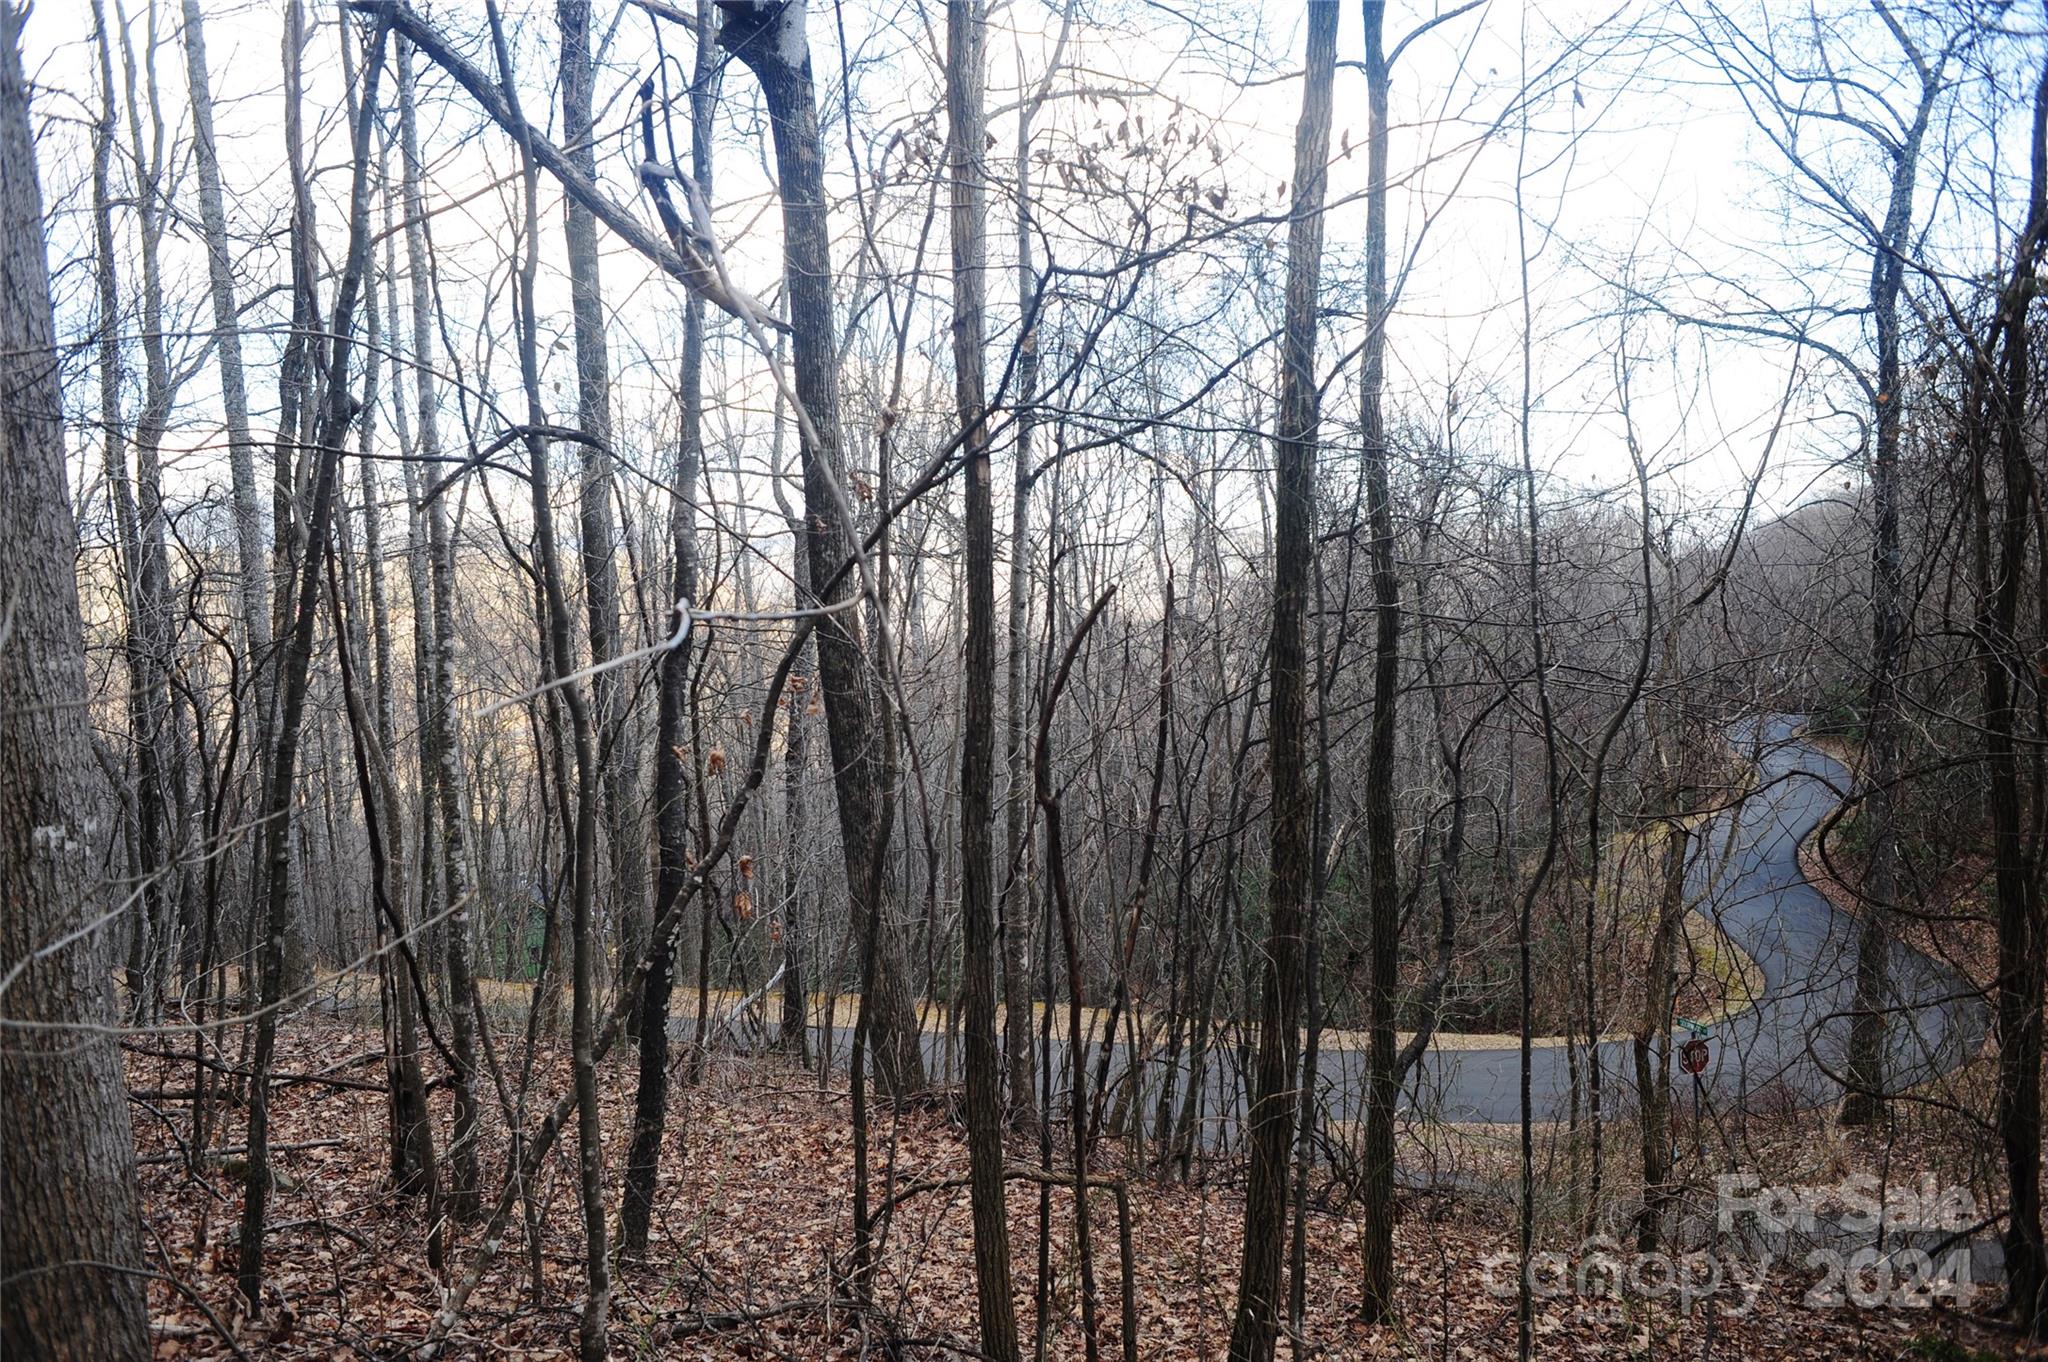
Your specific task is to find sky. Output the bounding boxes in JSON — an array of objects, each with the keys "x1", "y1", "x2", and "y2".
[{"x1": 23, "y1": 0, "x2": 2041, "y2": 628}]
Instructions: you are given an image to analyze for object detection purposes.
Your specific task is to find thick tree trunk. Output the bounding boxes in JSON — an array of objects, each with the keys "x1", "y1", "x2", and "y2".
[
  {"x1": 0, "y1": 7, "x2": 151, "y2": 1350},
  {"x1": 717, "y1": 0, "x2": 924, "y2": 1096},
  {"x1": 1227, "y1": 6, "x2": 1336, "y2": 1358}
]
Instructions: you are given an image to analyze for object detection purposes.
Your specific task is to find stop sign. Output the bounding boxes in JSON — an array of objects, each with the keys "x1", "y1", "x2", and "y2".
[{"x1": 1680, "y1": 1036, "x2": 1710, "y2": 1075}]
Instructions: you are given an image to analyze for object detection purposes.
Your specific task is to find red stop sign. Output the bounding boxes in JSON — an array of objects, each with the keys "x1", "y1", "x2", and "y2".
[{"x1": 1680, "y1": 1037, "x2": 1710, "y2": 1075}]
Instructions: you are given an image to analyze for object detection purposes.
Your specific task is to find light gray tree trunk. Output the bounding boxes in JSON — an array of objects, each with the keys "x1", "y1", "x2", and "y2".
[
  {"x1": 558, "y1": 0, "x2": 648, "y2": 1021},
  {"x1": 267, "y1": 0, "x2": 319, "y2": 1000},
  {"x1": 1001, "y1": 35, "x2": 1052, "y2": 1129},
  {"x1": 0, "y1": 6, "x2": 151, "y2": 1351},
  {"x1": 179, "y1": 0, "x2": 273, "y2": 846},
  {"x1": 395, "y1": 34, "x2": 482, "y2": 1218}
]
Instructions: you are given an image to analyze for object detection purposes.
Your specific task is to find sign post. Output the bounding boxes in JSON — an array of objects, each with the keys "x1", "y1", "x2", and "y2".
[{"x1": 1676, "y1": 1019, "x2": 1712, "y2": 1163}]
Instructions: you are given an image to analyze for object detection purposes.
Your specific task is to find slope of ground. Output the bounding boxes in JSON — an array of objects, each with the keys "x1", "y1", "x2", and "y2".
[{"x1": 130, "y1": 1024, "x2": 2030, "y2": 1360}]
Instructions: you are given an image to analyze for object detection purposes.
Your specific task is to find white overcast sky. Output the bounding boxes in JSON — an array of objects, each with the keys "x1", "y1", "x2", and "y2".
[{"x1": 23, "y1": 0, "x2": 2040, "y2": 603}]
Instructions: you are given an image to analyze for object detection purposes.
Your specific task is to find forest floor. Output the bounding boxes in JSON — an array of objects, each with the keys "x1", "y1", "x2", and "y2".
[{"x1": 130, "y1": 1020, "x2": 2036, "y2": 1360}]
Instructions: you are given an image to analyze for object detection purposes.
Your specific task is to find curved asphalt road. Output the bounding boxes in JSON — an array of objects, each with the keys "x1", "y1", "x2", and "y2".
[
  {"x1": 805, "y1": 716, "x2": 1988, "y2": 1137},
  {"x1": 1377, "y1": 715, "x2": 1989, "y2": 1125}
]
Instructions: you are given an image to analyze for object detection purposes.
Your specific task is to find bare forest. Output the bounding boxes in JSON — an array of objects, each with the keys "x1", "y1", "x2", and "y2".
[{"x1": 4, "y1": 0, "x2": 2048, "y2": 1358}]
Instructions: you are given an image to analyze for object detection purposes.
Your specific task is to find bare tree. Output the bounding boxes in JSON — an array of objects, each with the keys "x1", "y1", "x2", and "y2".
[
  {"x1": 235, "y1": 13, "x2": 387, "y2": 1311},
  {"x1": 716, "y1": 0, "x2": 925, "y2": 1096},
  {"x1": 1684, "y1": 0, "x2": 1955, "y2": 1126},
  {"x1": 947, "y1": 1, "x2": 1019, "y2": 1356},
  {"x1": 559, "y1": 0, "x2": 648, "y2": 1030},
  {"x1": 1958, "y1": 36, "x2": 2048, "y2": 1330},
  {"x1": 394, "y1": 32, "x2": 482, "y2": 1221},
  {"x1": 1228, "y1": 6, "x2": 1336, "y2": 1359},
  {"x1": 0, "y1": 5, "x2": 150, "y2": 1352},
  {"x1": 622, "y1": 0, "x2": 719, "y2": 1260}
]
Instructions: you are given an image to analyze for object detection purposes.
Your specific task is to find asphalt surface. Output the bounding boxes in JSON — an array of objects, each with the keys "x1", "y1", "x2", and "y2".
[
  {"x1": 1377, "y1": 714, "x2": 1988, "y2": 1125},
  {"x1": 802, "y1": 717, "x2": 1989, "y2": 1141}
]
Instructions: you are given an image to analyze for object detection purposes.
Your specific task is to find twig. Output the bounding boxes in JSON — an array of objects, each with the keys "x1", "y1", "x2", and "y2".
[{"x1": 139, "y1": 1138, "x2": 345, "y2": 1167}]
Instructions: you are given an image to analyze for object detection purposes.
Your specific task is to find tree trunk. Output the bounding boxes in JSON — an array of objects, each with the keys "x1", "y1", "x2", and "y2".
[
  {"x1": 269, "y1": 0, "x2": 321, "y2": 1000},
  {"x1": 236, "y1": 20, "x2": 387, "y2": 1310},
  {"x1": 717, "y1": 0, "x2": 924, "y2": 1097},
  {"x1": 179, "y1": 0, "x2": 276, "y2": 995},
  {"x1": 89, "y1": 0, "x2": 157, "y2": 1019},
  {"x1": 1842, "y1": 56, "x2": 1939, "y2": 1130},
  {"x1": 947, "y1": 2, "x2": 1020, "y2": 1355},
  {"x1": 0, "y1": 7, "x2": 151, "y2": 1349},
  {"x1": 1356, "y1": 0, "x2": 1402, "y2": 1321},
  {"x1": 1227, "y1": 6, "x2": 1335, "y2": 1358},
  {"x1": 395, "y1": 34, "x2": 482, "y2": 1220},
  {"x1": 1634, "y1": 818, "x2": 1685, "y2": 1251},
  {"x1": 770, "y1": 349, "x2": 814, "y2": 1061},
  {"x1": 356, "y1": 127, "x2": 437, "y2": 1202},
  {"x1": 487, "y1": 12, "x2": 611, "y2": 1349},
  {"x1": 623, "y1": 0, "x2": 717, "y2": 1258},
  {"x1": 105, "y1": 0, "x2": 179, "y2": 1018},
  {"x1": 558, "y1": 0, "x2": 648, "y2": 1031},
  {"x1": 1001, "y1": 31, "x2": 1053, "y2": 1129},
  {"x1": 1968, "y1": 51, "x2": 2048, "y2": 1331}
]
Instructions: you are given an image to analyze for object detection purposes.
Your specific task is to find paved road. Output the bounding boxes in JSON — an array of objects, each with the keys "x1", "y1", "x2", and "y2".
[
  {"x1": 798, "y1": 717, "x2": 1987, "y2": 1138},
  {"x1": 1376, "y1": 714, "x2": 1988, "y2": 1124}
]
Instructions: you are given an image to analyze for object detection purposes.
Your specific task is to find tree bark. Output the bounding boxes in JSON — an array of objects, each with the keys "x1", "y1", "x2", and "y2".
[
  {"x1": 947, "y1": 2, "x2": 1020, "y2": 1355},
  {"x1": 236, "y1": 18, "x2": 387, "y2": 1311},
  {"x1": 89, "y1": 0, "x2": 159, "y2": 1019},
  {"x1": 179, "y1": 0, "x2": 278, "y2": 1011},
  {"x1": 768, "y1": 348, "x2": 813, "y2": 1062},
  {"x1": 485, "y1": 10, "x2": 610, "y2": 1350},
  {"x1": 716, "y1": 0, "x2": 924, "y2": 1096},
  {"x1": 558, "y1": 0, "x2": 648, "y2": 1031},
  {"x1": 1841, "y1": 32, "x2": 1940, "y2": 1130},
  {"x1": 1001, "y1": 9, "x2": 1065, "y2": 1128},
  {"x1": 268, "y1": 0, "x2": 321, "y2": 1000},
  {"x1": 622, "y1": 0, "x2": 718, "y2": 1258},
  {"x1": 1355, "y1": 0, "x2": 1403, "y2": 1321},
  {"x1": 1227, "y1": 6, "x2": 1336, "y2": 1358},
  {"x1": 1967, "y1": 47, "x2": 2048, "y2": 1332},
  {"x1": 0, "y1": 5, "x2": 151, "y2": 1350},
  {"x1": 395, "y1": 34, "x2": 482, "y2": 1220},
  {"x1": 357, "y1": 97, "x2": 437, "y2": 1205}
]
